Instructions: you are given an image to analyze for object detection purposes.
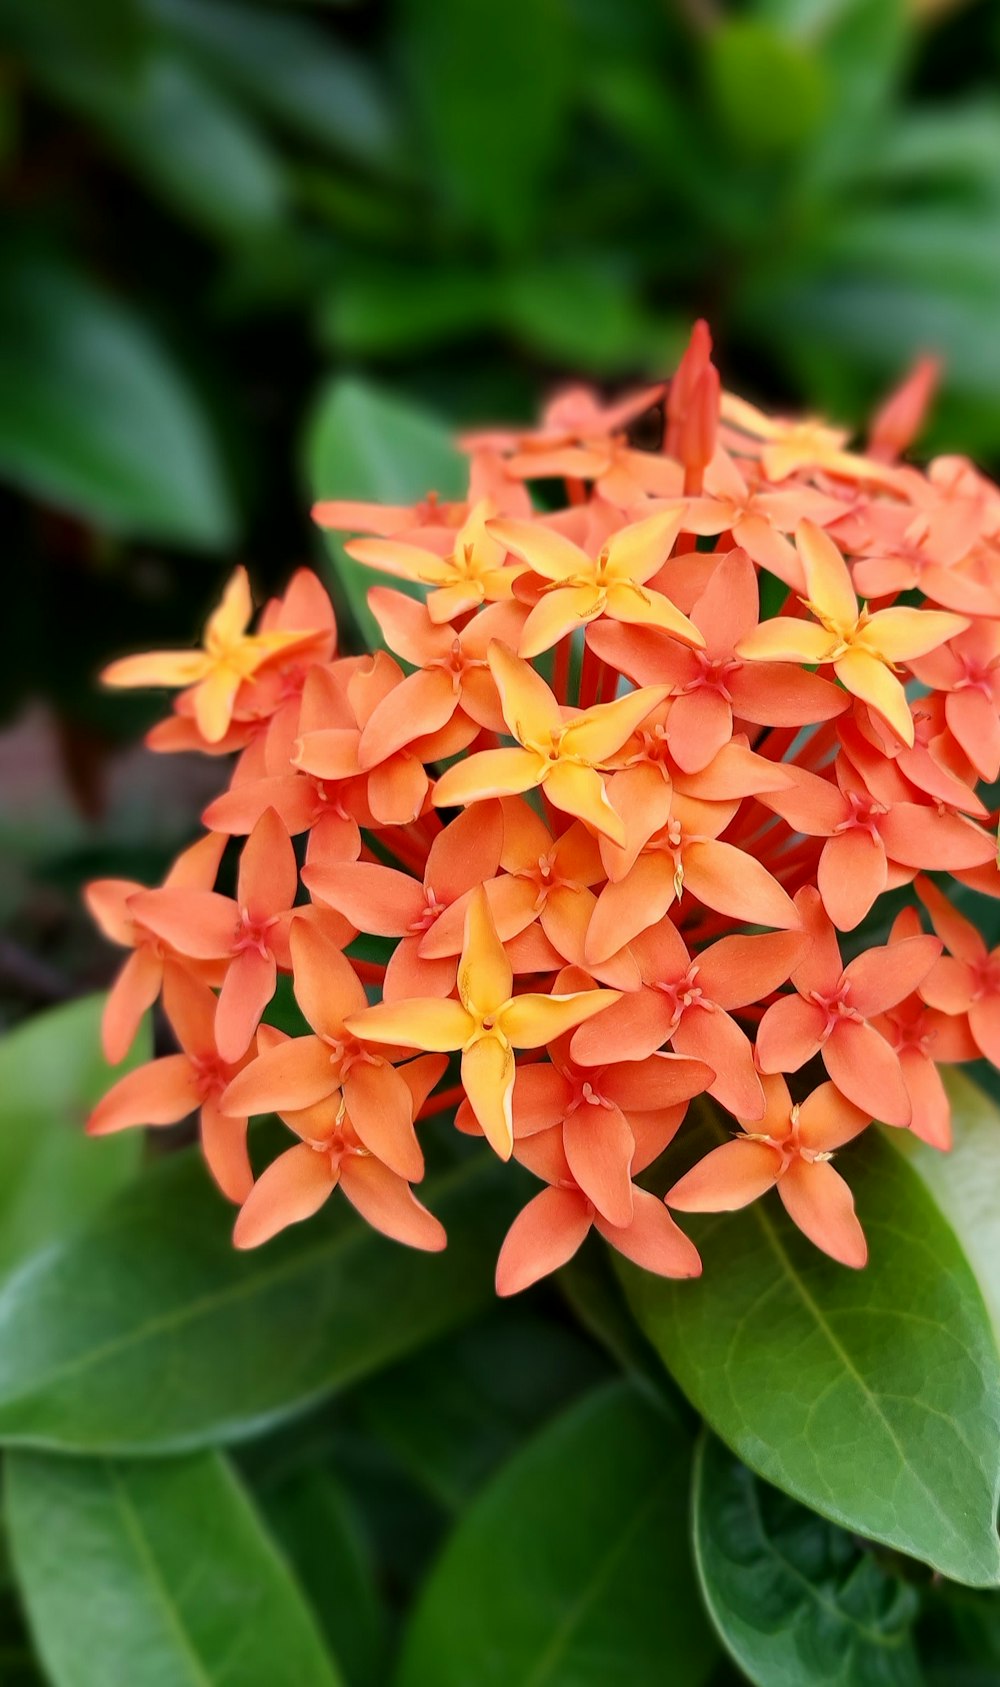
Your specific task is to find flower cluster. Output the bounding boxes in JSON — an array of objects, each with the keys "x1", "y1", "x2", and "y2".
[{"x1": 86, "y1": 325, "x2": 1000, "y2": 1292}]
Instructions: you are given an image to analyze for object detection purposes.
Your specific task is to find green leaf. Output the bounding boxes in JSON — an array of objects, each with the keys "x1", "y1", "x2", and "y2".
[
  {"x1": 0, "y1": 254, "x2": 236, "y2": 547},
  {"x1": 617, "y1": 1113, "x2": 1000, "y2": 1587},
  {"x1": 0, "y1": 0, "x2": 146, "y2": 81},
  {"x1": 321, "y1": 265, "x2": 497, "y2": 358},
  {"x1": 395, "y1": 1383, "x2": 717, "y2": 1687},
  {"x1": 502, "y1": 262, "x2": 670, "y2": 374},
  {"x1": 6, "y1": 1450, "x2": 342, "y2": 1687},
  {"x1": 305, "y1": 377, "x2": 465, "y2": 652},
  {"x1": 918, "y1": 1579, "x2": 1000, "y2": 1685},
  {"x1": 889, "y1": 1069, "x2": 1000, "y2": 1342},
  {"x1": 693, "y1": 1434, "x2": 921, "y2": 1687},
  {"x1": 44, "y1": 48, "x2": 287, "y2": 244},
  {"x1": 398, "y1": 0, "x2": 571, "y2": 248},
  {"x1": 0, "y1": 996, "x2": 143, "y2": 1278},
  {"x1": 350, "y1": 1306, "x2": 609, "y2": 1512},
  {"x1": 0, "y1": 1148, "x2": 517, "y2": 1454},
  {"x1": 152, "y1": 0, "x2": 397, "y2": 169},
  {"x1": 705, "y1": 21, "x2": 827, "y2": 156},
  {"x1": 259, "y1": 1468, "x2": 384, "y2": 1687}
]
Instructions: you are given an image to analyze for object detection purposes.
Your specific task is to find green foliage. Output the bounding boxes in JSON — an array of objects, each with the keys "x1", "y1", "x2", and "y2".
[
  {"x1": 0, "y1": 1149, "x2": 519, "y2": 1453},
  {"x1": 693, "y1": 1434, "x2": 921, "y2": 1686},
  {"x1": 0, "y1": 255, "x2": 237, "y2": 548},
  {"x1": 396, "y1": 1383, "x2": 718, "y2": 1687},
  {"x1": 257, "y1": 1468, "x2": 384, "y2": 1687},
  {"x1": 306, "y1": 377, "x2": 465, "y2": 651},
  {"x1": 6, "y1": 1451, "x2": 342, "y2": 1686},
  {"x1": 0, "y1": 996, "x2": 143, "y2": 1277},
  {"x1": 5, "y1": 1, "x2": 1000, "y2": 1679},
  {"x1": 617, "y1": 1112, "x2": 1000, "y2": 1588}
]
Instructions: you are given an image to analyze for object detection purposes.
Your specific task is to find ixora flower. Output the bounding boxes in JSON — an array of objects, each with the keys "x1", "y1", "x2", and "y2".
[{"x1": 87, "y1": 322, "x2": 1000, "y2": 1292}]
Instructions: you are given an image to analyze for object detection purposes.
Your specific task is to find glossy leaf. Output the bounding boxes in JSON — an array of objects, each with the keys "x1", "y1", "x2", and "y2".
[
  {"x1": 618, "y1": 1113, "x2": 1000, "y2": 1587},
  {"x1": 398, "y1": 0, "x2": 570, "y2": 248},
  {"x1": 305, "y1": 377, "x2": 465, "y2": 651},
  {"x1": 0, "y1": 1149, "x2": 516, "y2": 1453},
  {"x1": 152, "y1": 0, "x2": 397, "y2": 168},
  {"x1": 890, "y1": 1069, "x2": 1000, "y2": 1341},
  {"x1": 7, "y1": 1450, "x2": 342, "y2": 1687},
  {"x1": 705, "y1": 21, "x2": 827, "y2": 156},
  {"x1": 350, "y1": 1306, "x2": 608, "y2": 1511},
  {"x1": 693, "y1": 1434, "x2": 921, "y2": 1687},
  {"x1": 0, "y1": 0, "x2": 145, "y2": 80},
  {"x1": 259, "y1": 1468, "x2": 384, "y2": 1687},
  {"x1": 0, "y1": 995, "x2": 143, "y2": 1278},
  {"x1": 46, "y1": 48, "x2": 287, "y2": 244},
  {"x1": 395, "y1": 1383, "x2": 717, "y2": 1687},
  {"x1": 0, "y1": 256, "x2": 236, "y2": 547}
]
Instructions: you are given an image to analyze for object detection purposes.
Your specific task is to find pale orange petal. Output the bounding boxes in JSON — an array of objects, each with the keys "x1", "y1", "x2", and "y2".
[
  {"x1": 234, "y1": 1144, "x2": 334, "y2": 1249},
  {"x1": 461, "y1": 1034, "x2": 515, "y2": 1158},
  {"x1": 495, "y1": 1186, "x2": 593, "y2": 1295},
  {"x1": 777, "y1": 1159, "x2": 867, "y2": 1268}
]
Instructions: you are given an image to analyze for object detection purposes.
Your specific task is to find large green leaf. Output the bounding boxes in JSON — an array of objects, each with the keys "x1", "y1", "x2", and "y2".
[
  {"x1": 152, "y1": 0, "x2": 397, "y2": 169},
  {"x1": 617, "y1": 1114, "x2": 1000, "y2": 1587},
  {"x1": 890, "y1": 1069, "x2": 1000, "y2": 1341},
  {"x1": 349, "y1": 1306, "x2": 608, "y2": 1512},
  {"x1": 7, "y1": 1450, "x2": 342, "y2": 1687},
  {"x1": 0, "y1": 0, "x2": 145, "y2": 80},
  {"x1": 305, "y1": 377, "x2": 465, "y2": 652},
  {"x1": 0, "y1": 996, "x2": 143, "y2": 1278},
  {"x1": 693, "y1": 1434, "x2": 921, "y2": 1687},
  {"x1": 45, "y1": 48, "x2": 287, "y2": 244},
  {"x1": 398, "y1": 0, "x2": 571, "y2": 248},
  {"x1": 259, "y1": 1468, "x2": 384, "y2": 1687},
  {"x1": 0, "y1": 1148, "x2": 516, "y2": 1453},
  {"x1": 0, "y1": 255, "x2": 236, "y2": 547},
  {"x1": 395, "y1": 1383, "x2": 717, "y2": 1687}
]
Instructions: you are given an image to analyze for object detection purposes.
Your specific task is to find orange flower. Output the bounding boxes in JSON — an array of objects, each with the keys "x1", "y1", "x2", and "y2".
[
  {"x1": 487, "y1": 509, "x2": 704, "y2": 657},
  {"x1": 129, "y1": 808, "x2": 298, "y2": 1063},
  {"x1": 433, "y1": 642, "x2": 667, "y2": 845},
  {"x1": 85, "y1": 833, "x2": 226, "y2": 1063},
  {"x1": 222, "y1": 918, "x2": 426, "y2": 1183},
  {"x1": 495, "y1": 1103, "x2": 702, "y2": 1295},
  {"x1": 756, "y1": 887, "x2": 940, "y2": 1126},
  {"x1": 102, "y1": 568, "x2": 319, "y2": 742},
  {"x1": 345, "y1": 888, "x2": 620, "y2": 1160},
  {"x1": 88, "y1": 966, "x2": 255, "y2": 1203},
  {"x1": 82, "y1": 324, "x2": 1000, "y2": 1289},
  {"x1": 667, "y1": 1074, "x2": 870, "y2": 1269},
  {"x1": 303, "y1": 803, "x2": 504, "y2": 1000},
  {"x1": 344, "y1": 500, "x2": 520, "y2": 623},
  {"x1": 233, "y1": 1048, "x2": 447, "y2": 1252},
  {"x1": 589, "y1": 548, "x2": 848, "y2": 774},
  {"x1": 735, "y1": 522, "x2": 968, "y2": 745},
  {"x1": 572, "y1": 920, "x2": 806, "y2": 1120}
]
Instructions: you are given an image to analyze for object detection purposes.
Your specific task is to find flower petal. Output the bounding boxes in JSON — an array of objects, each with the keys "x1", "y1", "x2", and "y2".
[
  {"x1": 596, "y1": 1188, "x2": 701, "y2": 1277},
  {"x1": 667, "y1": 1139, "x2": 781, "y2": 1211},
  {"x1": 234, "y1": 1144, "x2": 334, "y2": 1249},
  {"x1": 777, "y1": 1159, "x2": 867, "y2": 1268},
  {"x1": 339, "y1": 1157, "x2": 446, "y2": 1251},
  {"x1": 461, "y1": 1035, "x2": 516, "y2": 1159},
  {"x1": 495, "y1": 1186, "x2": 593, "y2": 1296}
]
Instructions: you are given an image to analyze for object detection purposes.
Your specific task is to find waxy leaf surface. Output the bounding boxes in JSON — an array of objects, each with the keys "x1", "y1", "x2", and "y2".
[
  {"x1": 693, "y1": 1433, "x2": 921, "y2": 1687},
  {"x1": 7, "y1": 1449, "x2": 341, "y2": 1687},
  {"x1": 618, "y1": 1115, "x2": 1000, "y2": 1587},
  {"x1": 0, "y1": 995, "x2": 143, "y2": 1279},
  {"x1": 395, "y1": 1382, "x2": 717, "y2": 1687},
  {"x1": 0, "y1": 1149, "x2": 515, "y2": 1453}
]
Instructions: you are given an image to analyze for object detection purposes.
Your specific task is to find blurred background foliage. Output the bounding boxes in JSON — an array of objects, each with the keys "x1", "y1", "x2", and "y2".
[{"x1": 3, "y1": 0, "x2": 1000, "y2": 1025}]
